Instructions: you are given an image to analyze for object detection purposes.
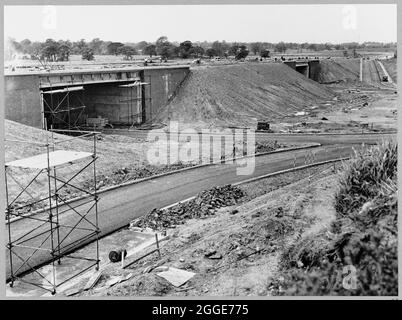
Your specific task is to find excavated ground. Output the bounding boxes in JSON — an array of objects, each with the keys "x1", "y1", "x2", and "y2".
[{"x1": 76, "y1": 163, "x2": 340, "y2": 297}]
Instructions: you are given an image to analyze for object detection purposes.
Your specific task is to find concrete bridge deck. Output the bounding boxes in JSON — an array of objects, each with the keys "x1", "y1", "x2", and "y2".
[{"x1": 5, "y1": 65, "x2": 191, "y2": 128}]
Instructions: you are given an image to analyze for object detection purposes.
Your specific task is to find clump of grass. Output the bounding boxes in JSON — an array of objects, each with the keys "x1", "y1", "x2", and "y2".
[
  {"x1": 334, "y1": 140, "x2": 397, "y2": 218},
  {"x1": 278, "y1": 140, "x2": 398, "y2": 296},
  {"x1": 281, "y1": 231, "x2": 334, "y2": 270}
]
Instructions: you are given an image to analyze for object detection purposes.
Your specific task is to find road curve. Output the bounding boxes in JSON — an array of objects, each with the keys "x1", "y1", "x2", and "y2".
[{"x1": 6, "y1": 133, "x2": 394, "y2": 279}]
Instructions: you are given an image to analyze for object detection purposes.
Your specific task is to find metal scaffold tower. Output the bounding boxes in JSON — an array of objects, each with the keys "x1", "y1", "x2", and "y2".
[
  {"x1": 41, "y1": 86, "x2": 86, "y2": 131},
  {"x1": 5, "y1": 129, "x2": 100, "y2": 295}
]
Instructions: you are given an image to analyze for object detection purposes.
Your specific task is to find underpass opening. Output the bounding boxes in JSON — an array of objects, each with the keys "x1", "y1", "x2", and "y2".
[
  {"x1": 295, "y1": 65, "x2": 309, "y2": 77},
  {"x1": 41, "y1": 79, "x2": 149, "y2": 131}
]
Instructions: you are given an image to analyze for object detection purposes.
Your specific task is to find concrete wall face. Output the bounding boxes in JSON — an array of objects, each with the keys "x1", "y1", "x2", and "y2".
[
  {"x1": 84, "y1": 82, "x2": 142, "y2": 125},
  {"x1": 83, "y1": 67, "x2": 190, "y2": 125},
  {"x1": 143, "y1": 68, "x2": 190, "y2": 122},
  {"x1": 308, "y1": 60, "x2": 320, "y2": 81},
  {"x1": 283, "y1": 61, "x2": 296, "y2": 70},
  {"x1": 296, "y1": 65, "x2": 309, "y2": 77},
  {"x1": 283, "y1": 60, "x2": 321, "y2": 81},
  {"x1": 5, "y1": 75, "x2": 42, "y2": 128}
]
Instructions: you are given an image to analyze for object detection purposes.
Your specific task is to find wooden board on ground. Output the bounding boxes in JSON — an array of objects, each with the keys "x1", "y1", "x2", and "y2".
[{"x1": 156, "y1": 267, "x2": 196, "y2": 287}]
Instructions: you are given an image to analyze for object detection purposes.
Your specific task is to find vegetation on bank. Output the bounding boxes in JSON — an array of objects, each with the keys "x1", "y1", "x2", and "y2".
[{"x1": 278, "y1": 140, "x2": 397, "y2": 296}]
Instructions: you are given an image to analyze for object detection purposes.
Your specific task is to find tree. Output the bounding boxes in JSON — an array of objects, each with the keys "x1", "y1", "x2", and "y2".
[
  {"x1": 57, "y1": 44, "x2": 71, "y2": 61},
  {"x1": 4, "y1": 37, "x2": 17, "y2": 60},
  {"x1": 234, "y1": 45, "x2": 249, "y2": 60},
  {"x1": 107, "y1": 42, "x2": 124, "y2": 55},
  {"x1": 275, "y1": 42, "x2": 287, "y2": 53},
  {"x1": 72, "y1": 39, "x2": 87, "y2": 54},
  {"x1": 229, "y1": 43, "x2": 240, "y2": 56},
  {"x1": 41, "y1": 39, "x2": 59, "y2": 61},
  {"x1": 250, "y1": 42, "x2": 263, "y2": 55},
  {"x1": 81, "y1": 47, "x2": 94, "y2": 61},
  {"x1": 29, "y1": 42, "x2": 44, "y2": 60},
  {"x1": 117, "y1": 45, "x2": 137, "y2": 60},
  {"x1": 156, "y1": 36, "x2": 168, "y2": 45},
  {"x1": 143, "y1": 44, "x2": 157, "y2": 57},
  {"x1": 89, "y1": 38, "x2": 104, "y2": 55},
  {"x1": 10, "y1": 38, "x2": 22, "y2": 53},
  {"x1": 192, "y1": 46, "x2": 205, "y2": 58},
  {"x1": 212, "y1": 41, "x2": 230, "y2": 57},
  {"x1": 135, "y1": 41, "x2": 149, "y2": 52},
  {"x1": 168, "y1": 45, "x2": 180, "y2": 58},
  {"x1": 307, "y1": 43, "x2": 318, "y2": 51},
  {"x1": 19, "y1": 39, "x2": 32, "y2": 54},
  {"x1": 155, "y1": 36, "x2": 177, "y2": 59},
  {"x1": 178, "y1": 40, "x2": 193, "y2": 58},
  {"x1": 158, "y1": 44, "x2": 175, "y2": 59},
  {"x1": 206, "y1": 48, "x2": 217, "y2": 58},
  {"x1": 260, "y1": 49, "x2": 270, "y2": 59},
  {"x1": 345, "y1": 42, "x2": 359, "y2": 50}
]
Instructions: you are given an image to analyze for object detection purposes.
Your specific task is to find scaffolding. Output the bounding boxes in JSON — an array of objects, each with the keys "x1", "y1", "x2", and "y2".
[
  {"x1": 41, "y1": 86, "x2": 86, "y2": 131},
  {"x1": 118, "y1": 75, "x2": 151, "y2": 128},
  {"x1": 5, "y1": 129, "x2": 100, "y2": 295}
]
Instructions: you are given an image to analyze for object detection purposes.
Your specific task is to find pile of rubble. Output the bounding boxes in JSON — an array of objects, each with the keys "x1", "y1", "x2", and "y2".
[
  {"x1": 131, "y1": 185, "x2": 245, "y2": 231},
  {"x1": 255, "y1": 141, "x2": 283, "y2": 153}
]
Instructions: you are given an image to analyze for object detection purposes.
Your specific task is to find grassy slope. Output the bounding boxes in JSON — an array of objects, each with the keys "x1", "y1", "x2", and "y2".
[
  {"x1": 154, "y1": 62, "x2": 334, "y2": 128},
  {"x1": 279, "y1": 140, "x2": 397, "y2": 296}
]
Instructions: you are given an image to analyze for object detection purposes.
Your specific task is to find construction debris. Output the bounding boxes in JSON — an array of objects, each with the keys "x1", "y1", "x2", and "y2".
[
  {"x1": 83, "y1": 271, "x2": 103, "y2": 291},
  {"x1": 156, "y1": 267, "x2": 196, "y2": 287},
  {"x1": 130, "y1": 185, "x2": 245, "y2": 230},
  {"x1": 109, "y1": 249, "x2": 128, "y2": 263},
  {"x1": 255, "y1": 141, "x2": 283, "y2": 153},
  {"x1": 62, "y1": 287, "x2": 82, "y2": 297}
]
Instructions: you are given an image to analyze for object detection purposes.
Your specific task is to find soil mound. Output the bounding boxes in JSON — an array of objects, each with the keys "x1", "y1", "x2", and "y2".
[
  {"x1": 154, "y1": 62, "x2": 334, "y2": 128},
  {"x1": 317, "y1": 58, "x2": 360, "y2": 84},
  {"x1": 381, "y1": 58, "x2": 397, "y2": 83}
]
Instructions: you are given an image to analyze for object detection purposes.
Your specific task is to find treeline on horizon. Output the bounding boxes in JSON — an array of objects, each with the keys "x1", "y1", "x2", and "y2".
[{"x1": 5, "y1": 36, "x2": 397, "y2": 62}]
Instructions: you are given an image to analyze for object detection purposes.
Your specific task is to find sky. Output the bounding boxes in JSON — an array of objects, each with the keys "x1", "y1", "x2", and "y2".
[{"x1": 4, "y1": 4, "x2": 397, "y2": 44}]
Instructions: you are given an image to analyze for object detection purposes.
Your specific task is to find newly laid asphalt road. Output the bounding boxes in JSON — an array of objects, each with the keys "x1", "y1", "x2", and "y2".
[{"x1": 6, "y1": 133, "x2": 395, "y2": 279}]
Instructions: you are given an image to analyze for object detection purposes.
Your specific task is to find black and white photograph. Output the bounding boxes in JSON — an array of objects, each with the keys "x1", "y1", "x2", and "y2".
[{"x1": 1, "y1": 2, "x2": 398, "y2": 300}]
